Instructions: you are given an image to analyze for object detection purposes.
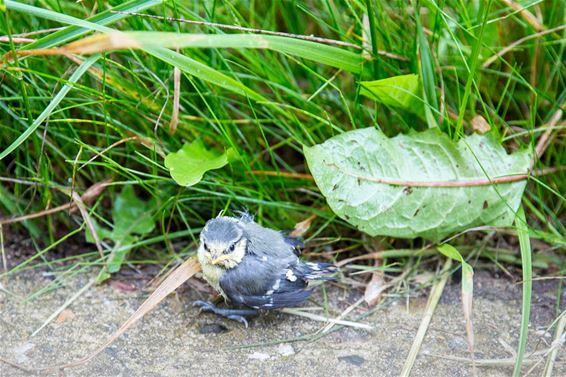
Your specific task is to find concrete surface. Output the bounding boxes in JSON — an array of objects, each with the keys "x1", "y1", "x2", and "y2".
[{"x1": 0, "y1": 267, "x2": 564, "y2": 377}]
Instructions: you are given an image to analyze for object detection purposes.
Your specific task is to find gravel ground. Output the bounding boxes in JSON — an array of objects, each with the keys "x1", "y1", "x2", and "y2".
[{"x1": 0, "y1": 265, "x2": 564, "y2": 377}]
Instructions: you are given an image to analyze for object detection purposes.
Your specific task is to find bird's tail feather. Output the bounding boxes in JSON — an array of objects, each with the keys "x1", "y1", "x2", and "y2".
[{"x1": 299, "y1": 262, "x2": 338, "y2": 281}]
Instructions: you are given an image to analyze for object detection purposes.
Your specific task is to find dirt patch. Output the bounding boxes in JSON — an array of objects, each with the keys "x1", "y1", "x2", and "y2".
[{"x1": 0, "y1": 266, "x2": 564, "y2": 377}]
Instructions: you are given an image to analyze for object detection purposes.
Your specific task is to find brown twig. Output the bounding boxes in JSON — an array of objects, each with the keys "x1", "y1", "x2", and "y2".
[
  {"x1": 0, "y1": 202, "x2": 75, "y2": 225},
  {"x1": 249, "y1": 170, "x2": 314, "y2": 180},
  {"x1": 252, "y1": 154, "x2": 563, "y2": 187},
  {"x1": 0, "y1": 357, "x2": 34, "y2": 373},
  {"x1": 78, "y1": 136, "x2": 140, "y2": 170},
  {"x1": 0, "y1": 37, "x2": 34, "y2": 43},
  {"x1": 498, "y1": 0, "x2": 545, "y2": 32},
  {"x1": 335, "y1": 167, "x2": 531, "y2": 187},
  {"x1": 533, "y1": 109, "x2": 563, "y2": 166},
  {"x1": 169, "y1": 65, "x2": 181, "y2": 135},
  {"x1": 69, "y1": 191, "x2": 105, "y2": 259},
  {"x1": 8, "y1": 27, "x2": 65, "y2": 38},
  {"x1": 0, "y1": 27, "x2": 65, "y2": 44}
]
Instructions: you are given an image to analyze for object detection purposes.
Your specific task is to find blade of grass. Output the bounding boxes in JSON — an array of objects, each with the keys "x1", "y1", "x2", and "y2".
[
  {"x1": 454, "y1": 0, "x2": 493, "y2": 138},
  {"x1": 513, "y1": 205, "x2": 532, "y2": 377},
  {"x1": 15, "y1": 32, "x2": 365, "y2": 74},
  {"x1": 400, "y1": 258, "x2": 452, "y2": 377},
  {"x1": 0, "y1": 55, "x2": 100, "y2": 161},
  {"x1": 438, "y1": 243, "x2": 476, "y2": 375},
  {"x1": 21, "y1": 0, "x2": 164, "y2": 50},
  {"x1": 413, "y1": 0, "x2": 439, "y2": 129},
  {"x1": 5, "y1": 1, "x2": 113, "y2": 34},
  {"x1": 144, "y1": 46, "x2": 265, "y2": 101},
  {"x1": 364, "y1": 0, "x2": 380, "y2": 78},
  {"x1": 542, "y1": 310, "x2": 566, "y2": 377}
]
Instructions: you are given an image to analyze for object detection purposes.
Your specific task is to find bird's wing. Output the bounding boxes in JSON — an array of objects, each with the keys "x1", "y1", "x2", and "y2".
[
  {"x1": 227, "y1": 289, "x2": 313, "y2": 310},
  {"x1": 220, "y1": 253, "x2": 311, "y2": 310}
]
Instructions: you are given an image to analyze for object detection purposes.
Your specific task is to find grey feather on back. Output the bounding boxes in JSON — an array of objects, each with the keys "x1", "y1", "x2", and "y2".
[{"x1": 241, "y1": 221, "x2": 297, "y2": 260}]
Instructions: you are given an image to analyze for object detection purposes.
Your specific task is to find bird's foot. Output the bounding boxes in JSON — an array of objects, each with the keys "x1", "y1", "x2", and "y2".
[{"x1": 193, "y1": 300, "x2": 257, "y2": 328}]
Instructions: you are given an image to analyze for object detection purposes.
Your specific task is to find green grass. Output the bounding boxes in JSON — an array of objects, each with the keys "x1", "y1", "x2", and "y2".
[{"x1": 0, "y1": 0, "x2": 565, "y2": 373}]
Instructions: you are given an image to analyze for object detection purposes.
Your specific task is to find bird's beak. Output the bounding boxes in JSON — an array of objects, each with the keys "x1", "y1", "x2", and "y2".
[{"x1": 211, "y1": 255, "x2": 230, "y2": 265}]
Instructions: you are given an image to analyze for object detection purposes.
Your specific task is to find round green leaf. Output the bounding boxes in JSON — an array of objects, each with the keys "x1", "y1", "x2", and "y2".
[{"x1": 164, "y1": 140, "x2": 231, "y2": 186}]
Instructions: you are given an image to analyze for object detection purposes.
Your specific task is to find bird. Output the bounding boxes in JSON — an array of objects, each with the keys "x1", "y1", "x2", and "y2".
[{"x1": 194, "y1": 213, "x2": 337, "y2": 327}]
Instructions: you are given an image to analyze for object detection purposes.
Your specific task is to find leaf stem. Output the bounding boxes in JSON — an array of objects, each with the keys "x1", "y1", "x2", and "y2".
[{"x1": 334, "y1": 165, "x2": 530, "y2": 187}]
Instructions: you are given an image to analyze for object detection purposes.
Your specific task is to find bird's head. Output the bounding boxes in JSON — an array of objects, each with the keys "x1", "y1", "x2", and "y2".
[{"x1": 199, "y1": 217, "x2": 248, "y2": 269}]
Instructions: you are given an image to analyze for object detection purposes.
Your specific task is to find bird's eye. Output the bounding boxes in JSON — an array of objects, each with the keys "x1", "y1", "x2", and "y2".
[
  {"x1": 203, "y1": 243, "x2": 209, "y2": 252},
  {"x1": 227, "y1": 244, "x2": 235, "y2": 253}
]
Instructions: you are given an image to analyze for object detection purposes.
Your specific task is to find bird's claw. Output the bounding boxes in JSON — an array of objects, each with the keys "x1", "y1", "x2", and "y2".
[
  {"x1": 227, "y1": 315, "x2": 249, "y2": 328},
  {"x1": 192, "y1": 300, "x2": 216, "y2": 313},
  {"x1": 192, "y1": 300, "x2": 254, "y2": 328}
]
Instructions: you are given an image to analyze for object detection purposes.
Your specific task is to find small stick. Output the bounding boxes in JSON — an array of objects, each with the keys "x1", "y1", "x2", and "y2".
[
  {"x1": 280, "y1": 307, "x2": 373, "y2": 330},
  {"x1": 169, "y1": 65, "x2": 181, "y2": 135},
  {"x1": 533, "y1": 109, "x2": 563, "y2": 166},
  {"x1": 69, "y1": 191, "x2": 105, "y2": 259},
  {"x1": 249, "y1": 170, "x2": 314, "y2": 180},
  {"x1": 0, "y1": 37, "x2": 34, "y2": 43},
  {"x1": 7, "y1": 27, "x2": 65, "y2": 38},
  {"x1": 335, "y1": 167, "x2": 531, "y2": 187},
  {"x1": 498, "y1": 0, "x2": 545, "y2": 32}
]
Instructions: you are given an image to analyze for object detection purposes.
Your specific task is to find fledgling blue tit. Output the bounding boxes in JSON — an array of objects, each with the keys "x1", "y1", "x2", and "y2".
[{"x1": 194, "y1": 213, "x2": 337, "y2": 327}]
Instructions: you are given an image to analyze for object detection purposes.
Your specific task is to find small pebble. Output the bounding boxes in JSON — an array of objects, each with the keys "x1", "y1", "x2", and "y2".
[
  {"x1": 199, "y1": 323, "x2": 229, "y2": 334},
  {"x1": 13, "y1": 342, "x2": 34, "y2": 363},
  {"x1": 338, "y1": 354, "x2": 365, "y2": 366},
  {"x1": 277, "y1": 343, "x2": 295, "y2": 356},
  {"x1": 248, "y1": 352, "x2": 270, "y2": 361}
]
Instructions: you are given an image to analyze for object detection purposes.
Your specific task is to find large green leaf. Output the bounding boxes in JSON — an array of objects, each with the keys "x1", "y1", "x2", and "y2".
[
  {"x1": 164, "y1": 140, "x2": 232, "y2": 187},
  {"x1": 304, "y1": 128, "x2": 531, "y2": 240}
]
